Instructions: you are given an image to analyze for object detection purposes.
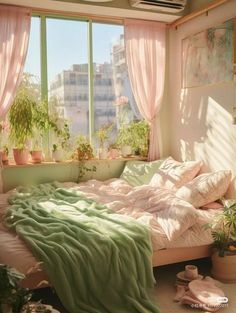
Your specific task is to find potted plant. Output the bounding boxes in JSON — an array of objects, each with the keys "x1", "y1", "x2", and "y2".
[
  {"x1": 0, "y1": 264, "x2": 31, "y2": 313},
  {"x1": 75, "y1": 135, "x2": 94, "y2": 161},
  {"x1": 0, "y1": 264, "x2": 53, "y2": 313},
  {"x1": 129, "y1": 120, "x2": 150, "y2": 157},
  {"x1": 95, "y1": 123, "x2": 113, "y2": 159},
  {"x1": 206, "y1": 200, "x2": 236, "y2": 283},
  {"x1": 108, "y1": 143, "x2": 120, "y2": 159},
  {"x1": 30, "y1": 100, "x2": 50, "y2": 163},
  {"x1": 51, "y1": 144, "x2": 63, "y2": 162},
  {"x1": 9, "y1": 89, "x2": 35, "y2": 165},
  {"x1": 0, "y1": 121, "x2": 10, "y2": 165},
  {"x1": 30, "y1": 141, "x2": 43, "y2": 163},
  {"x1": 73, "y1": 135, "x2": 96, "y2": 182},
  {"x1": 1, "y1": 146, "x2": 9, "y2": 165},
  {"x1": 116, "y1": 125, "x2": 133, "y2": 157}
]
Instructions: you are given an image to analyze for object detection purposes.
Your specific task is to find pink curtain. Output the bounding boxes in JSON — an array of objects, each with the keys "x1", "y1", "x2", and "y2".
[
  {"x1": 0, "y1": 5, "x2": 31, "y2": 193},
  {"x1": 124, "y1": 19, "x2": 166, "y2": 161},
  {"x1": 0, "y1": 5, "x2": 31, "y2": 119}
]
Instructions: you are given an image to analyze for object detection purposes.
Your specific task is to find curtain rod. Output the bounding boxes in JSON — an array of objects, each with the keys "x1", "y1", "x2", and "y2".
[
  {"x1": 5, "y1": 5, "x2": 123, "y2": 25},
  {"x1": 169, "y1": 0, "x2": 229, "y2": 29},
  {"x1": 33, "y1": 8, "x2": 123, "y2": 24}
]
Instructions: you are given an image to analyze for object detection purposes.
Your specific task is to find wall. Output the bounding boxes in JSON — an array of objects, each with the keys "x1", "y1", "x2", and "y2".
[
  {"x1": 169, "y1": 1, "x2": 236, "y2": 197},
  {"x1": 160, "y1": 28, "x2": 171, "y2": 158},
  {"x1": 188, "y1": 0, "x2": 214, "y2": 12},
  {"x1": 2, "y1": 160, "x2": 127, "y2": 192}
]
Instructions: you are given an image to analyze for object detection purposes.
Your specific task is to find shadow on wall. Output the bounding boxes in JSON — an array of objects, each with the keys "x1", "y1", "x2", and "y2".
[{"x1": 176, "y1": 83, "x2": 236, "y2": 177}]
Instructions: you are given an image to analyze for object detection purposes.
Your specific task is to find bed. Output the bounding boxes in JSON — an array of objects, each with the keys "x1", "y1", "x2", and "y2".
[
  {"x1": 0, "y1": 156, "x2": 232, "y2": 313},
  {"x1": 0, "y1": 178, "x2": 220, "y2": 288}
]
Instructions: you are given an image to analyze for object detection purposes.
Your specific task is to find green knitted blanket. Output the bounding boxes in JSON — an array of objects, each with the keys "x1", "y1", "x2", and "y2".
[{"x1": 5, "y1": 183, "x2": 160, "y2": 313}]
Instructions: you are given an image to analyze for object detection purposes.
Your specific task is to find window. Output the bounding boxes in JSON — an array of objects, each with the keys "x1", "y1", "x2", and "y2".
[
  {"x1": 47, "y1": 18, "x2": 89, "y2": 140},
  {"x1": 23, "y1": 16, "x2": 41, "y2": 96},
  {"x1": 11, "y1": 15, "x2": 140, "y2": 158}
]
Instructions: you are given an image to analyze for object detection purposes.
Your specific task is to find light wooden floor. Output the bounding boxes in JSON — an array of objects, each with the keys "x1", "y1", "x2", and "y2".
[
  {"x1": 154, "y1": 258, "x2": 236, "y2": 313},
  {"x1": 32, "y1": 257, "x2": 236, "y2": 313}
]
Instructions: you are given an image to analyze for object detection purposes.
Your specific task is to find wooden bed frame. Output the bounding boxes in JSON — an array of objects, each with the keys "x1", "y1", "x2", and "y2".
[
  {"x1": 152, "y1": 244, "x2": 211, "y2": 267},
  {"x1": 21, "y1": 244, "x2": 211, "y2": 290}
]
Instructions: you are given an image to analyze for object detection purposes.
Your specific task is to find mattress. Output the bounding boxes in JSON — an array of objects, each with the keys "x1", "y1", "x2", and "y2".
[{"x1": 0, "y1": 179, "x2": 220, "y2": 275}]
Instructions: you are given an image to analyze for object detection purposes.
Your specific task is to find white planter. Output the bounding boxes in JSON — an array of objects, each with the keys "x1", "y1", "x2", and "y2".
[
  {"x1": 99, "y1": 148, "x2": 108, "y2": 159},
  {"x1": 121, "y1": 145, "x2": 132, "y2": 157},
  {"x1": 52, "y1": 150, "x2": 64, "y2": 162}
]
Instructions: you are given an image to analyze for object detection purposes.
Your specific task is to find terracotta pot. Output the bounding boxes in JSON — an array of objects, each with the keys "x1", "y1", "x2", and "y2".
[
  {"x1": 109, "y1": 148, "x2": 120, "y2": 159},
  {"x1": 1, "y1": 303, "x2": 12, "y2": 313},
  {"x1": 31, "y1": 150, "x2": 43, "y2": 163},
  {"x1": 211, "y1": 252, "x2": 236, "y2": 283},
  {"x1": 13, "y1": 149, "x2": 29, "y2": 165},
  {"x1": 0, "y1": 151, "x2": 9, "y2": 165}
]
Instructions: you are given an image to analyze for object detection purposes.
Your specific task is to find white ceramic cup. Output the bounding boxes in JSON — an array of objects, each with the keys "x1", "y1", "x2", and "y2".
[{"x1": 185, "y1": 265, "x2": 198, "y2": 280}]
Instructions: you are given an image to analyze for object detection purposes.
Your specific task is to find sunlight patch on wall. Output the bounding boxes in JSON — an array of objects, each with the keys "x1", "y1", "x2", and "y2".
[{"x1": 194, "y1": 96, "x2": 236, "y2": 172}]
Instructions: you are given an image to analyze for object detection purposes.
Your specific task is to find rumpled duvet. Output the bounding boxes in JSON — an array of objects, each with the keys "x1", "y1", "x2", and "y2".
[{"x1": 4, "y1": 183, "x2": 160, "y2": 313}]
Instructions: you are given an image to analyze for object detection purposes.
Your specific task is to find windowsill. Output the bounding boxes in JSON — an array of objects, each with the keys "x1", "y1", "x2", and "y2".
[{"x1": 3, "y1": 156, "x2": 147, "y2": 168}]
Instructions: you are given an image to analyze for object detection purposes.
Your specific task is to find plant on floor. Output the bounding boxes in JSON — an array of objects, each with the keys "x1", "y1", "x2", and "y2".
[
  {"x1": 207, "y1": 200, "x2": 236, "y2": 257},
  {"x1": 205, "y1": 200, "x2": 236, "y2": 283},
  {"x1": 0, "y1": 264, "x2": 32, "y2": 313}
]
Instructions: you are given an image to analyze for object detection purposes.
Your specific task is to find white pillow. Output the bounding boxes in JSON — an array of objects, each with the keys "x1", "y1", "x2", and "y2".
[
  {"x1": 176, "y1": 170, "x2": 232, "y2": 208},
  {"x1": 149, "y1": 157, "x2": 202, "y2": 190}
]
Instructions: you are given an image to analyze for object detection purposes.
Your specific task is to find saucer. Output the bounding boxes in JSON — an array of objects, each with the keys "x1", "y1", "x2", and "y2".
[{"x1": 177, "y1": 271, "x2": 203, "y2": 282}]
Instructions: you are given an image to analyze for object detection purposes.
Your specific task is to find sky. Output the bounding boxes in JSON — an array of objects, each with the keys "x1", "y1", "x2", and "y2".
[{"x1": 24, "y1": 17, "x2": 123, "y2": 83}]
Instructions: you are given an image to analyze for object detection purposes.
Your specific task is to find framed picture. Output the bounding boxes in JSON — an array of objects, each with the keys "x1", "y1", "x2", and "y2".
[{"x1": 182, "y1": 18, "x2": 235, "y2": 88}]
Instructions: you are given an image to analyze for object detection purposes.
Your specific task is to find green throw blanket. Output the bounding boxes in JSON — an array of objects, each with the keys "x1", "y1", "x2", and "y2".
[{"x1": 5, "y1": 183, "x2": 160, "y2": 313}]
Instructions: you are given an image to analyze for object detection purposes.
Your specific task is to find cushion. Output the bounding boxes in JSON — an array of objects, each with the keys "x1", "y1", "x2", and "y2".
[
  {"x1": 149, "y1": 157, "x2": 202, "y2": 190},
  {"x1": 151, "y1": 189, "x2": 198, "y2": 241},
  {"x1": 120, "y1": 159, "x2": 163, "y2": 186},
  {"x1": 200, "y1": 202, "x2": 224, "y2": 210},
  {"x1": 176, "y1": 170, "x2": 232, "y2": 208}
]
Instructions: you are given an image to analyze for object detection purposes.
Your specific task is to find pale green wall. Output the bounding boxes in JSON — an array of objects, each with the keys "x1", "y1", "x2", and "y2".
[{"x1": 2, "y1": 160, "x2": 127, "y2": 192}]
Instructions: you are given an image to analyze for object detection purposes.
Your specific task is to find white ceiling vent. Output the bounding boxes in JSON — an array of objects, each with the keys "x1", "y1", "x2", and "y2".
[{"x1": 129, "y1": 0, "x2": 187, "y2": 13}]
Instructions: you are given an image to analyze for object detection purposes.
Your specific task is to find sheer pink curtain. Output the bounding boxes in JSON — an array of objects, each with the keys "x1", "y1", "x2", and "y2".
[
  {"x1": 124, "y1": 19, "x2": 166, "y2": 161},
  {"x1": 0, "y1": 5, "x2": 31, "y2": 193},
  {"x1": 0, "y1": 5, "x2": 31, "y2": 119}
]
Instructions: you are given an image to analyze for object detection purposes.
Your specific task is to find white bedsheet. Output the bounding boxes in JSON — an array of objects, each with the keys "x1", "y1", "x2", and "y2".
[{"x1": 0, "y1": 179, "x2": 220, "y2": 274}]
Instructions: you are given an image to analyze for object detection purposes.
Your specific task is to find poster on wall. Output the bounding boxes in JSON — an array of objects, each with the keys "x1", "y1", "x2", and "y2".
[{"x1": 182, "y1": 19, "x2": 234, "y2": 88}]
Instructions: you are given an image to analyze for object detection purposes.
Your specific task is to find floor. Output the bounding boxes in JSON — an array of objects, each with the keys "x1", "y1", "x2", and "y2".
[
  {"x1": 32, "y1": 258, "x2": 236, "y2": 313},
  {"x1": 154, "y1": 258, "x2": 236, "y2": 313}
]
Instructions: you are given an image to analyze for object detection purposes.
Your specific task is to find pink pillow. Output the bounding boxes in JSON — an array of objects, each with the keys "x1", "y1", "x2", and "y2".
[
  {"x1": 176, "y1": 170, "x2": 232, "y2": 208},
  {"x1": 149, "y1": 157, "x2": 202, "y2": 190}
]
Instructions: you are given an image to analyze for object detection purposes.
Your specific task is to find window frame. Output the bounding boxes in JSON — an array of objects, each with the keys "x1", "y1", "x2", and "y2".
[{"x1": 31, "y1": 13, "x2": 123, "y2": 150}]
